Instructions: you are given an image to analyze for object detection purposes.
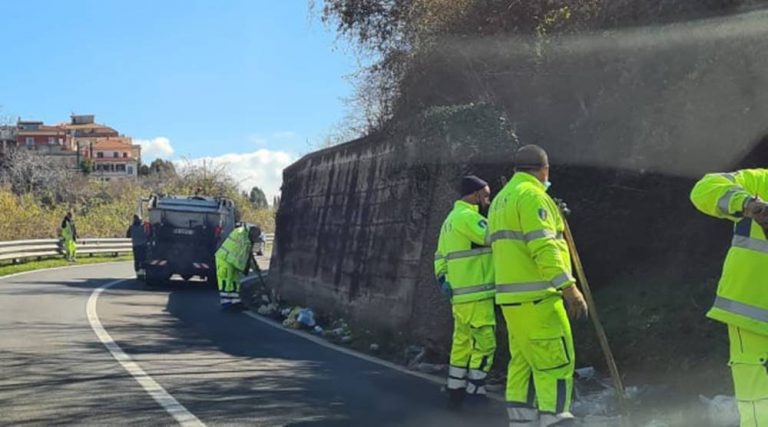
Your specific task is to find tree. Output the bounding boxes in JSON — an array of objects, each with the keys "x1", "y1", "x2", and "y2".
[
  {"x1": 148, "y1": 159, "x2": 176, "y2": 177},
  {"x1": 318, "y1": 0, "x2": 743, "y2": 132},
  {"x1": 0, "y1": 148, "x2": 75, "y2": 204},
  {"x1": 249, "y1": 186, "x2": 268, "y2": 209},
  {"x1": 139, "y1": 158, "x2": 177, "y2": 190},
  {"x1": 80, "y1": 158, "x2": 94, "y2": 175},
  {"x1": 172, "y1": 159, "x2": 238, "y2": 197}
]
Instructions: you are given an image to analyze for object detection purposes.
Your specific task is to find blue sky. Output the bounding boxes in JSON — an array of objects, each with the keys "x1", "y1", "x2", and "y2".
[{"x1": 0, "y1": 0, "x2": 357, "y2": 197}]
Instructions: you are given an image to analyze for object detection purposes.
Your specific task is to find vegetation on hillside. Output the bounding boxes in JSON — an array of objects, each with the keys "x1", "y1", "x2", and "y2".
[
  {"x1": 318, "y1": 0, "x2": 746, "y2": 135},
  {"x1": 0, "y1": 150, "x2": 275, "y2": 241}
]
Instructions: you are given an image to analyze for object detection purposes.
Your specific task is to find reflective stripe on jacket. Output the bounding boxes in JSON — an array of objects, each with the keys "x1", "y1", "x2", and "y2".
[
  {"x1": 434, "y1": 200, "x2": 494, "y2": 303},
  {"x1": 488, "y1": 172, "x2": 575, "y2": 304},
  {"x1": 215, "y1": 226, "x2": 252, "y2": 272},
  {"x1": 691, "y1": 169, "x2": 768, "y2": 335}
]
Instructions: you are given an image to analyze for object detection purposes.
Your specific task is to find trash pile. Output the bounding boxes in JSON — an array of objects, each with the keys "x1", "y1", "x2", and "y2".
[
  {"x1": 248, "y1": 286, "x2": 449, "y2": 374},
  {"x1": 698, "y1": 394, "x2": 738, "y2": 427},
  {"x1": 570, "y1": 367, "x2": 644, "y2": 427},
  {"x1": 246, "y1": 283, "x2": 739, "y2": 426},
  {"x1": 404, "y1": 345, "x2": 448, "y2": 374},
  {"x1": 250, "y1": 289, "x2": 356, "y2": 344},
  {"x1": 569, "y1": 367, "x2": 740, "y2": 427}
]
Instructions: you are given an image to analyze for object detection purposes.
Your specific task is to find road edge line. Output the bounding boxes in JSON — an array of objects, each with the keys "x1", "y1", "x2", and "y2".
[
  {"x1": 87, "y1": 279, "x2": 205, "y2": 427},
  {"x1": 0, "y1": 260, "x2": 129, "y2": 281},
  {"x1": 241, "y1": 310, "x2": 450, "y2": 385},
  {"x1": 240, "y1": 276, "x2": 505, "y2": 402}
]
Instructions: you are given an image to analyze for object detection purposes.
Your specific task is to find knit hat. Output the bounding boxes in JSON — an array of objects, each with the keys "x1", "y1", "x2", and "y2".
[{"x1": 460, "y1": 175, "x2": 488, "y2": 196}]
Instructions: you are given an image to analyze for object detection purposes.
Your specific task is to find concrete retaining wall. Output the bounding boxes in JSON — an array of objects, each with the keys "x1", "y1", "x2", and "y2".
[
  {"x1": 270, "y1": 9, "x2": 768, "y2": 353},
  {"x1": 271, "y1": 105, "x2": 515, "y2": 348}
]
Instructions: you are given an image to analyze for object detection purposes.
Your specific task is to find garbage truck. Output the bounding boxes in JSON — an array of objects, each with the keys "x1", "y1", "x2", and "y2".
[{"x1": 138, "y1": 194, "x2": 237, "y2": 287}]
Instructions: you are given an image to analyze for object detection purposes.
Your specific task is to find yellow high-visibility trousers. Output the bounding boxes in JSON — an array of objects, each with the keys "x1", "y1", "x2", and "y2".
[
  {"x1": 729, "y1": 325, "x2": 768, "y2": 427},
  {"x1": 216, "y1": 259, "x2": 242, "y2": 307},
  {"x1": 64, "y1": 238, "x2": 76, "y2": 260},
  {"x1": 447, "y1": 298, "x2": 496, "y2": 395},
  {"x1": 501, "y1": 296, "x2": 575, "y2": 426}
]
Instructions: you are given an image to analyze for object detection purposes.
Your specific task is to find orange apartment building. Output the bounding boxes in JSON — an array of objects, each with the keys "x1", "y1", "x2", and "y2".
[
  {"x1": 65, "y1": 115, "x2": 141, "y2": 180},
  {"x1": 3, "y1": 114, "x2": 142, "y2": 180},
  {"x1": 86, "y1": 136, "x2": 141, "y2": 179}
]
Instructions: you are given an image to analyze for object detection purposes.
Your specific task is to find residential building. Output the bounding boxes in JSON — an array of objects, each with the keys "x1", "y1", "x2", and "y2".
[
  {"x1": 87, "y1": 136, "x2": 141, "y2": 180},
  {"x1": 16, "y1": 120, "x2": 70, "y2": 151},
  {"x1": 14, "y1": 120, "x2": 78, "y2": 169},
  {"x1": 63, "y1": 114, "x2": 119, "y2": 151},
  {"x1": 3, "y1": 114, "x2": 141, "y2": 177}
]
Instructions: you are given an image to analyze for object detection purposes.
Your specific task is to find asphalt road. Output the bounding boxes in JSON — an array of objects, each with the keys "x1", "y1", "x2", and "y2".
[{"x1": 0, "y1": 262, "x2": 506, "y2": 426}]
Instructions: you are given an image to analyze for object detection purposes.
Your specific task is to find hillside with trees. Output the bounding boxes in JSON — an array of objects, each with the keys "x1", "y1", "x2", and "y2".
[{"x1": 0, "y1": 150, "x2": 275, "y2": 241}]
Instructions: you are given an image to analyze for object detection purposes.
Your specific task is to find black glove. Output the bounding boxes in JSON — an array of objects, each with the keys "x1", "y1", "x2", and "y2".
[
  {"x1": 436, "y1": 275, "x2": 452, "y2": 300},
  {"x1": 552, "y1": 198, "x2": 571, "y2": 216},
  {"x1": 744, "y1": 198, "x2": 768, "y2": 227}
]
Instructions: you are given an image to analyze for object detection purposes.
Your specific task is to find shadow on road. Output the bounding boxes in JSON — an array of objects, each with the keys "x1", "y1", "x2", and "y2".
[{"x1": 96, "y1": 279, "x2": 506, "y2": 426}]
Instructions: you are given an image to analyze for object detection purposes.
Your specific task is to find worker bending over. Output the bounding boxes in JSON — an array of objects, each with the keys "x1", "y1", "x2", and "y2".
[{"x1": 215, "y1": 224, "x2": 262, "y2": 310}]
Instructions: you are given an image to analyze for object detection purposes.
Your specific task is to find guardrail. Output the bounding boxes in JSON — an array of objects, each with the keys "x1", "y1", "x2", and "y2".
[
  {"x1": 0, "y1": 234, "x2": 275, "y2": 264},
  {"x1": 0, "y1": 238, "x2": 133, "y2": 263}
]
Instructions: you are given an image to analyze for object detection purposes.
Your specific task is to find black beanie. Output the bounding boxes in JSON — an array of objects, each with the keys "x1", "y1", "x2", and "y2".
[{"x1": 460, "y1": 175, "x2": 488, "y2": 196}]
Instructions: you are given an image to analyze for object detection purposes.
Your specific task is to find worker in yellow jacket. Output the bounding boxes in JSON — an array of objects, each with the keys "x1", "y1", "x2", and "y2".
[
  {"x1": 215, "y1": 224, "x2": 261, "y2": 310},
  {"x1": 691, "y1": 169, "x2": 768, "y2": 426},
  {"x1": 489, "y1": 145, "x2": 587, "y2": 426},
  {"x1": 434, "y1": 175, "x2": 496, "y2": 410},
  {"x1": 60, "y1": 212, "x2": 77, "y2": 262}
]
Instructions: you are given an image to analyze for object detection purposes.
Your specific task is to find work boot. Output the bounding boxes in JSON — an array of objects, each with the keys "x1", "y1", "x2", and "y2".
[
  {"x1": 447, "y1": 388, "x2": 465, "y2": 411},
  {"x1": 540, "y1": 412, "x2": 576, "y2": 427}
]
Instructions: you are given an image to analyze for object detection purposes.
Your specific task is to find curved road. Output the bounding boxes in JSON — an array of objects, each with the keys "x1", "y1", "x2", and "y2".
[{"x1": 0, "y1": 262, "x2": 505, "y2": 426}]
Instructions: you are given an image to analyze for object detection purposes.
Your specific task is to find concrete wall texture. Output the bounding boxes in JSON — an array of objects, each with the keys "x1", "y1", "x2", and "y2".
[
  {"x1": 271, "y1": 105, "x2": 514, "y2": 348},
  {"x1": 271, "y1": 9, "x2": 768, "y2": 352}
]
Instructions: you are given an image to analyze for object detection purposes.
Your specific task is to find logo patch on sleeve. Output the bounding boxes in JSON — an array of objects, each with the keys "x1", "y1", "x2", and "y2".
[
  {"x1": 478, "y1": 219, "x2": 488, "y2": 229},
  {"x1": 538, "y1": 208, "x2": 548, "y2": 221}
]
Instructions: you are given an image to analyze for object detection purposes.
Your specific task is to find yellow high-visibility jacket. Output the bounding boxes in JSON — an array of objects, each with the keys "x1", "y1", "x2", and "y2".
[
  {"x1": 434, "y1": 200, "x2": 495, "y2": 303},
  {"x1": 215, "y1": 226, "x2": 252, "y2": 272},
  {"x1": 691, "y1": 169, "x2": 768, "y2": 336},
  {"x1": 489, "y1": 172, "x2": 575, "y2": 304},
  {"x1": 61, "y1": 219, "x2": 76, "y2": 241}
]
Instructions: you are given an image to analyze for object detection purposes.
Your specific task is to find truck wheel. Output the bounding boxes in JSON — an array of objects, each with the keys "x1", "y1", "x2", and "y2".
[
  {"x1": 206, "y1": 274, "x2": 218, "y2": 288},
  {"x1": 145, "y1": 270, "x2": 165, "y2": 289}
]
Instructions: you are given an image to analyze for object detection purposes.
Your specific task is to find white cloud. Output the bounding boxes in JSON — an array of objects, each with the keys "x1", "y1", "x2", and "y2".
[
  {"x1": 136, "y1": 137, "x2": 174, "y2": 162},
  {"x1": 178, "y1": 149, "x2": 295, "y2": 200}
]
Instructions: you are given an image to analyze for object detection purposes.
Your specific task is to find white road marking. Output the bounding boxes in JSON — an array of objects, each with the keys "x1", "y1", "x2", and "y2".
[
  {"x1": 241, "y1": 310, "x2": 451, "y2": 384},
  {"x1": 240, "y1": 274, "x2": 505, "y2": 401},
  {"x1": 0, "y1": 261, "x2": 129, "y2": 281},
  {"x1": 239, "y1": 275, "x2": 451, "y2": 384},
  {"x1": 87, "y1": 279, "x2": 205, "y2": 427}
]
